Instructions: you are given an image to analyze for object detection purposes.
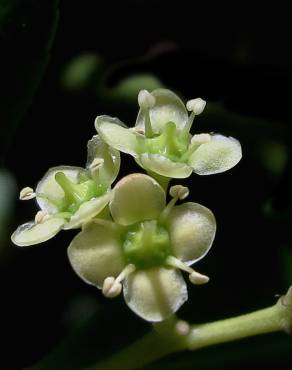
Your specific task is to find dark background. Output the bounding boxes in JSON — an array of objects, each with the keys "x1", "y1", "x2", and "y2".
[{"x1": 0, "y1": 1, "x2": 292, "y2": 369}]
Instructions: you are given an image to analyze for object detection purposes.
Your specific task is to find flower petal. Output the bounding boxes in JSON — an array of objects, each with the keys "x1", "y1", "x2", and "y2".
[
  {"x1": 95, "y1": 115, "x2": 138, "y2": 156},
  {"x1": 11, "y1": 217, "x2": 66, "y2": 247},
  {"x1": 167, "y1": 202, "x2": 216, "y2": 265},
  {"x1": 188, "y1": 134, "x2": 242, "y2": 175},
  {"x1": 63, "y1": 192, "x2": 111, "y2": 229},
  {"x1": 123, "y1": 267, "x2": 187, "y2": 322},
  {"x1": 86, "y1": 135, "x2": 120, "y2": 185},
  {"x1": 138, "y1": 153, "x2": 192, "y2": 178},
  {"x1": 110, "y1": 174, "x2": 165, "y2": 226},
  {"x1": 36, "y1": 166, "x2": 86, "y2": 213},
  {"x1": 136, "y1": 89, "x2": 188, "y2": 134},
  {"x1": 67, "y1": 220, "x2": 125, "y2": 288}
]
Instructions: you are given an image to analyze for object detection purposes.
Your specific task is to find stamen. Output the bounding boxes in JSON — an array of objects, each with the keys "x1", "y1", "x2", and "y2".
[
  {"x1": 102, "y1": 264, "x2": 136, "y2": 298},
  {"x1": 166, "y1": 256, "x2": 209, "y2": 285},
  {"x1": 19, "y1": 187, "x2": 36, "y2": 200},
  {"x1": 180, "y1": 133, "x2": 212, "y2": 162},
  {"x1": 138, "y1": 90, "x2": 155, "y2": 138},
  {"x1": 159, "y1": 185, "x2": 189, "y2": 223},
  {"x1": 34, "y1": 211, "x2": 50, "y2": 224},
  {"x1": 183, "y1": 98, "x2": 206, "y2": 134}
]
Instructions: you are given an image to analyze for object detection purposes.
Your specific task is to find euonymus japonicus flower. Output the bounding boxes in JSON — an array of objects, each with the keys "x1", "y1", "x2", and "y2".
[
  {"x1": 68, "y1": 173, "x2": 216, "y2": 322},
  {"x1": 11, "y1": 136, "x2": 120, "y2": 246},
  {"x1": 95, "y1": 89, "x2": 242, "y2": 179}
]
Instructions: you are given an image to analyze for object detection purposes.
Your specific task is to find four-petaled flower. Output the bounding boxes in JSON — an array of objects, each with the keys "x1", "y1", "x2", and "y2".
[
  {"x1": 95, "y1": 89, "x2": 242, "y2": 179},
  {"x1": 11, "y1": 136, "x2": 120, "y2": 246},
  {"x1": 68, "y1": 173, "x2": 216, "y2": 322}
]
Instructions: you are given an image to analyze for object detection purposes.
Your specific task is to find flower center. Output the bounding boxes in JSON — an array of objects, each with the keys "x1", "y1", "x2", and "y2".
[
  {"x1": 123, "y1": 220, "x2": 171, "y2": 269},
  {"x1": 141, "y1": 122, "x2": 190, "y2": 162},
  {"x1": 54, "y1": 172, "x2": 106, "y2": 213}
]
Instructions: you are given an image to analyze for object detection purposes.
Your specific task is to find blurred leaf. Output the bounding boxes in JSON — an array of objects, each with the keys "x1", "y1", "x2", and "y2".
[
  {"x1": 61, "y1": 54, "x2": 105, "y2": 93},
  {"x1": 0, "y1": 0, "x2": 59, "y2": 158},
  {"x1": 256, "y1": 139, "x2": 288, "y2": 176},
  {"x1": 107, "y1": 74, "x2": 163, "y2": 103},
  {"x1": 0, "y1": 168, "x2": 17, "y2": 250},
  {"x1": 281, "y1": 247, "x2": 292, "y2": 285}
]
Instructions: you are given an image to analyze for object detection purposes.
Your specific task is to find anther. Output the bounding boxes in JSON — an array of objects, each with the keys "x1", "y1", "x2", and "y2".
[
  {"x1": 89, "y1": 158, "x2": 104, "y2": 171},
  {"x1": 166, "y1": 256, "x2": 210, "y2": 286},
  {"x1": 169, "y1": 185, "x2": 189, "y2": 200},
  {"x1": 189, "y1": 271, "x2": 210, "y2": 285},
  {"x1": 191, "y1": 133, "x2": 211, "y2": 145},
  {"x1": 34, "y1": 211, "x2": 50, "y2": 224},
  {"x1": 186, "y1": 98, "x2": 206, "y2": 115},
  {"x1": 138, "y1": 90, "x2": 155, "y2": 109},
  {"x1": 102, "y1": 277, "x2": 122, "y2": 298},
  {"x1": 102, "y1": 264, "x2": 136, "y2": 299},
  {"x1": 19, "y1": 187, "x2": 36, "y2": 200},
  {"x1": 159, "y1": 185, "x2": 189, "y2": 224}
]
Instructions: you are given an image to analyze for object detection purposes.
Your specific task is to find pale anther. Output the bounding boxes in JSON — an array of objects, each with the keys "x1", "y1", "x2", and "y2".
[
  {"x1": 186, "y1": 98, "x2": 206, "y2": 115},
  {"x1": 19, "y1": 187, "x2": 36, "y2": 200},
  {"x1": 138, "y1": 90, "x2": 155, "y2": 109},
  {"x1": 89, "y1": 158, "x2": 104, "y2": 172},
  {"x1": 169, "y1": 185, "x2": 189, "y2": 200},
  {"x1": 102, "y1": 277, "x2": 122, "y2": 298},
  {"x1": 102, "y1": 264, "x2": 136, "y2": 299},
  {"x1": 189, "y1": 271, "x2": 209, "y2": 285},
  {"x1": 34, "y1": 211, "x2": 50, "y2": 224},
  {"x1": 166, "y1": 256, "x2": 210, "y2": 285},
  {"x1": 191, "y1": 133, "x2": 211, "y2": 145}
]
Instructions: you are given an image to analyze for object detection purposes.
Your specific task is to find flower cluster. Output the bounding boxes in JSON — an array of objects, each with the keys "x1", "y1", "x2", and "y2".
[{"x1": 11, "y1": 89, "x2": 242, "y2": 322}]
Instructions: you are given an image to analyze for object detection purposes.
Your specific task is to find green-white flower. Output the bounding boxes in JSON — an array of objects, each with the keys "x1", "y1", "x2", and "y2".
[
  {"x1": 11, "y1": 136, "x2": 120, "y2": 247},
  {"x1": 68, "y1": 173, "x2": 216, "y2": 322},
  {"x1": 95, "y1": 89, "x2": 242, "y2": 179}
]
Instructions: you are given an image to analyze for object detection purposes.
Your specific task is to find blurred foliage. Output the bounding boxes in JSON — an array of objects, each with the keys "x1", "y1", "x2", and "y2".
[
  {"x1": 0, "y1": 169, "x2": 16, "y2": 250},
  {"x1": 0, "y1": 0, "x2": 59, "y2": 158}
]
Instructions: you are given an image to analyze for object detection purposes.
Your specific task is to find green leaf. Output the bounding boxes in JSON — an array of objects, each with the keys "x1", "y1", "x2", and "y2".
[{"x1": 0, "y1": 0, "x2": 59, "y2": 157}]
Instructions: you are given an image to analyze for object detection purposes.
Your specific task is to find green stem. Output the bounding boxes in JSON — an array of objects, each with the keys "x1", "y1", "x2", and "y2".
[{"x1": 85, "y1": 288, "x2": 292, "y2": 370}]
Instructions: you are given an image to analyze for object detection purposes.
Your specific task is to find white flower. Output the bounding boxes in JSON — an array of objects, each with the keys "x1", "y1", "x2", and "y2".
[
  {"x1": 68, "y1": 173, "x2": 216, "y2": 322},
  {"x1": 95, "y1": 89, "x2": 242, "y2": 179},
  {"x1": 11, "y1": 136, "x2": 120, "y2": 246}
]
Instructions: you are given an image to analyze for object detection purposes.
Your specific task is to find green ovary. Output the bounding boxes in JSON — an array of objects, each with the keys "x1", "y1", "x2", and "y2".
[
  {"x1": 142, "y1": 122, "x2": 190, "y2": 162},
  {"x1": 123, "y1": 220, "x2": 171, "y2": 269},
  {"x1": 54, "y1": 172, "x2": 106, "y2": 213}
]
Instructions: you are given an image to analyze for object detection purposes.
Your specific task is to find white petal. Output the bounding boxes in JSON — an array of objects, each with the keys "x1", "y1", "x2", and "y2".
[
  {"x1": 67, "y1": 220, "x2": 125, "y2": 288},
  {"x1": 36, "y1": 166, "x2": 86, "y2": 213},
  {"x1": 167, "y1": 202, "x2": 216, "y2": 265},
  {"x1": 86, "y1": 135, "x2": 120, "y2": 185},
  {"x1": 95, "y1": 115, "x2": 138, "y2": 156},
  {"x1": 123, "y1": 267, "x2": 187, "y2": 322},
  {"x1": 110, "y1": 174, "x2": 165, "y2": 226},
  {"x1": 11, "y1": 217, "x2": 66, "y2": 247},
  {"x1": 63, "y1": 192, "x2": 111, "y2": 229},
  {"x1": 135, "y1": 89, "x2": 188, "y2": 134},
  {"x1": 138, "y1": 153, "x2": 192, "y2": 178},
  {"x1": 189, "y1": 134, "x2": 242, "y2": 175}
]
